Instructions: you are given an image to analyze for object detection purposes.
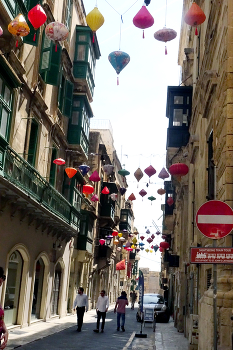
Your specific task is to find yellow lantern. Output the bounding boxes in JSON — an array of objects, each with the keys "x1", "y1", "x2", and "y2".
[
  {"x1": 131, "y1": 245, "x2": 136, "y2": 249},
  {"x1": 118, "y1": 233, "x2": 122, "y2": 238},
  {"x1": 132, "y1": 237, "x2": 137, "y2": 244},
  {"x1": 150, "y1": 249, "x2": 153, "y2": 253},
  {"x1": 114, "y1": 239, "x2": 119, "y2": 245},
  {"x1": 8, "y1": 14, "x2": 30, "y2": 47},
  {"x1": 145, "y1": 248, "x2": 149, "y2": 253},
  {"x1": 86, "y1": 7, "x2": 104, "y2": 42}
]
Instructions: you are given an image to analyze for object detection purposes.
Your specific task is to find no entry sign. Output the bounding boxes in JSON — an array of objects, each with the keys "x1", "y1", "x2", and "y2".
[{"x1": 196, "y1": 200, "x2": 233, "y2": 239}]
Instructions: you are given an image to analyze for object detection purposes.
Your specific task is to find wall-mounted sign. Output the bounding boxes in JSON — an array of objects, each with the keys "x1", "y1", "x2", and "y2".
[{"x1": 191, "y1": 247, "x2": 233, "y2": 264}]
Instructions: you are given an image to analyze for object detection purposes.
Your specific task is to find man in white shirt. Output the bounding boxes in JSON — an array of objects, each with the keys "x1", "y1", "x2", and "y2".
[
  {"x1": 93, "y1": 290, "x2": 109, "y2": 333},
  {"x1": 73, "y1": 287, "x2": 88, "y2": 332}
]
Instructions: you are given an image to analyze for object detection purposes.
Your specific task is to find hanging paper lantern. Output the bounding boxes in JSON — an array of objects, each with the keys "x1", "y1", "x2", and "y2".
[
  {"x1": 158, "y1": 167, "x2": 169, "y2": 180},
  {"x1": 133, "y1": 6, "x2": 154, "y2": 38},
  {"x1": 83, "y1": 184, "x2": 94, "y2": 197},
  {"x1": 106, "y1": 235, "x2": 113, "y2": 240},
  {"x1": 102, "y1": 186, "x2": 110, "y2": 194},
  {"x1": 140, "y1": 236, "x2": 145, "y2": 241},
  {"x1": 108, "y1": 51, "x2": 130, "y2": 85},
  {"x1": 134, "y1": 231, "x2": 139, "y2": 235},
  {"x1": 78, "y1": 164, "x2": 90, "y2": 176},
  {"x1": 127, "y1": 247, "x2": 133, "y2": 251},
  {"x1": 145, "y1": 248, "x2": 149, "y2": 253},
  {"x1": 99, "y1": 239, "x2": 105, "y2": 245},
  {"x1": 118, "y1": 233, "x2": 123, "y2": 238},
  {"x1": 146, "y1": 229, "x2": 150, "y2": 234},
  {"x1": 116, "y1": 259, "x2": 126, "y2": 270},
  {"x1": 0, "y1": 27, "x2": 3, "y2": 36},
  {"x1": 149, "y1": 249, "x2": 153, "y2": 253},
  {"x1": 128, "y1": 233, "x2": 133, "y2": 238},
  {"x1": 28, "y1": 4, "x2": 47, "y2": 41},
  {"x1": 154, "y1": 27, "x2": 177, "y2": 55},
  {"x1": 132, "y1": 237, "x2": 137, "y2": 244},
  {"x1": 147, "y1": 237, "x2": 153, "y2": 244},
  {"x1": 159, "y1": 247, "x2": 164, "y2": 252},
  {"x1": 157, "y1": 188, "x2": 166, "y2": 196},
  {"x1": 139, "y1": 242, "x2": 145, "y2": 246},
  {"x1": 118, "y1": 169, "x2": 130, "y2": 177},
  {"x1": 114, "y1": 239, "x2": 119, "y2": 245},
  {"x1": 151, "y1": 234, "x2": 155, "y2": 239},
  {"x1": 156, "y1": 231, "x2": 161, "y2": 235},
  {"x1": 119, "y1": 237, "x2": 125, "y2": 241},
  {"x1": 117, "y1": 247, "x2": 122, "y2": 251},
  {"x1": 134, "y1": 168, "x2": 144, "y2": 183},
  {"x1": 151, "y1": 245, "x2": 154, "y2": 249},
  {"x1": 125, "y1": 242, "x2": 131, "y2": 248},
  {"x1": 131, "y1": 245, "x2": 136, "y2": 249},
  {"x1": 53, "y1": 158, "x2": 65, "y2": 165},
  {"x1": 122, "y1": 229, "x2": 128, "y2": 233},
  {"x1": 91, "y1": 194, "x2": 99, "y2": 202},
  {"x1": 141, "y1": 247, "x2": 144, "y2": 251},
  {"x1": 89, "y1": 170, "x2": 100, "y2": 182},
  {"x1": 153, "y1": 245, "x2": 159, "y2": 253},
  {"x1": 103, "y1": 164, "x2": 114, "y2": 176},
  {"x1": 112, "y1": 230, "x2": 118, "y2": 237},
  {"x1": 144, "y1": 165, "x2": 156, "y2": 183},
  {"x1": 136, "y1": 248, "x2": 140, "y2": 252},
  {"x1": 119, "y1": 187, "x2": 127, "y2": 195},
  {"x1": 8, "y1": 14, "x2": 30, "y2": 47},
  {"x1": 167, "y1": 197, "x2": 174, "y2": 206},
  {"x1": 184, "y1": 2, "x2": 206, "y2": 36},
  {"x1": 86, "y1": 7, "x2": 104, "y2": 42},
  {"x1": 160, "y1": 242, "x2": 169, "y2": 249},
  {"x1": 110, "y1": 193, "x2": 118, "y2": 201},
  {"x1": 169, "y1": 163, "x2": 189, "y2": 181},
  {"x1": 65, "y1": 167, "x2": 77, "y2": 178},
  {"x1": 128, "y1": 193, "x2": 136, "y2": 201},
  {"x1": 139, "y1": 189, "x2": 147, "y2": 199},
  {"x1": 45, "y1": 21, "x2": 69, "y2": 51},
  {"x1": 148, "y1": 196, "x2": 156, "y2": 205},
  {"x1": 162, "y1": 235, "x2": 167, "y2": 240}
]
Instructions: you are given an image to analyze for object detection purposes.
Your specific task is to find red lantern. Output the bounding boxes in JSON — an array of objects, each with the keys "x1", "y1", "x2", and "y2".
[
  {"x1": 144, "y1": 165, "x2": 156, "y2": 183},
  {"x1": 102, "y1": 186, "x2": 110, "y2": 194},
  {"x1": 112, "y1": 230, "x2": 118, "y2": 237},
  {"x1": 169, "y1": 163, "x2": 189, "y2": 181},
  {"x1": 99, "y1": 239, "x2": 105, "y2": 245},
  {"x1": 184, "y1": 2, "x2": 206, "y2": 36},
  {"x1": 83, "y1": 184, "x2": 94, "y2": 197},
  {"x1": 167, "y1": 197, "x2": 174, "y2": 206},
  {"x1": 53, "y1": 158, "x2": 65, "y2": 165},
  {"x1": 159, "y1": 247, "x2": 164, "y2": 252},
  {"x1": 65, "y1": 167, "x2": 77, "y2": 179},
  {"x1": 147, "y1": 237, "x2": 153, "y2": 244},
  {"x1": 160, "y1": 242, "x2": 169, "y2": 249},
  {"x1": 89, "y1": 170, "x2": 100, "y2": 182},
  {"x1": 133, "y1": 6, "x2": 154, "y2": 38},
  {"x1": 139, "y1": 189, "x2": 147, "y2": 199},
  {"x1": 128, "y1": 193, "x2": 136, "y2": 201},
  {"x1": 28, "y1": 5, "x2": 47, "y2": 41},
  {"x1": 151, "y1": 234, "x2": 155, "y2": 239},
  {"x1": 140, "y1": 236, "x2": 145, "y2": 240}
]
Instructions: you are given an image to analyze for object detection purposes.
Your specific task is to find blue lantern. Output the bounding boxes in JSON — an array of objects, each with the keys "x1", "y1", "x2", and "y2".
[
  {"x1": 108, "y1": 51, "x2": 130, "y2": 85},
  {"x1": 78, "y1": 164, "x2": 90, "y2": 176}
]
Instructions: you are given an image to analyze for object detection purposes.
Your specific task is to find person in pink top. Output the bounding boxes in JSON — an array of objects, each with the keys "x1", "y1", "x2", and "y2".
[
  {"x1": 114, "y1": 291, "x2": 128, "y2": 332},
  {"x1": 0, "y1": 267, "x2": 8, "y2": 350}
]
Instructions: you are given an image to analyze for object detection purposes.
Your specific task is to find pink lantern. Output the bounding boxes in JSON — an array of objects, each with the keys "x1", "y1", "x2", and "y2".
[
  {"x1": 158, "y1": 167, "x2": 169, "y2": 180},
  {"x1": 91, "y1": 194, "x2": 99, "y2": 202},
  {"x1": 103, "y1": 164, "x2": 114, "y2": 175},
  {"x1": 133, "y1": 6, "x2": 154, "y2": 38},
  {"x1": 156, "y1": 231, "x2": 161, "y2": 235},
  {"x1": 127, "y1": 248, "x2": 133, "y2": 251},
  {"x1": 147, "y1": 237, "x2": 153, "y2": 244},
  {"x1": 167, "y1": 197, "x2": 174, "y2": 206},
  {"x1": 99, "y1": 239, "x2": 105, "y2": 245},
  {"x1": 0, "y1": 27, "x2": 3, "y2": 36},
  {"x1": 53, "y1": 158, "x2": 65, "y2": 165},
  {"x1": 154, "y1": 27, "x2": 177, "y2": 55},
  {"x1": 144, "y1": 165, "x2": 156, "y2": 183},
  {"x1": 110, "y1": 193, "x2": 118, "y2": 201},
  {"x1": 89, "y1": 170, "x2": 100, "y2": 182},
  {"x1": 139, "y1": 189, "x2": 147, "y2": 200},
  {"x1": 45, "y1": 21, "x2": 69, "y2": 51}
]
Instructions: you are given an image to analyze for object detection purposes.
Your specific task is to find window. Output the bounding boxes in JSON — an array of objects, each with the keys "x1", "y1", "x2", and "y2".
[
  {"x1": 2, "y1": 0, "x2": 27, "y2": 19},
  {"x1": 174, "y1": 96, "x2": 183, "y2": 104},
  {"x1": 27, "y1": 120, "x2": 38, "y2": 166},
  {"x1": 58, "y1": 73, "x2": 74, "y2": 118},
  {"x1": 0, "y1": 76, "x2": 12, "y2": 140},
  {"x1": 24, "y1": 0, "x2": 42, "y2": 46},
  {"x1": 72, "y1": 111, "x2": 79, "y2": 125},
  {"x1": 77, "y1": 45, "x2": 86, "y2": 61},
  {"x1": 64, "y1": 0, "x2": 73, "y2": 32}
]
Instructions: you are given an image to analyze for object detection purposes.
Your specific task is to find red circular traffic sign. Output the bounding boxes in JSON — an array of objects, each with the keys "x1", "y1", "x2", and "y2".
[{"x1": 196, "y1": 200, "x2": 233, "y2": 239}]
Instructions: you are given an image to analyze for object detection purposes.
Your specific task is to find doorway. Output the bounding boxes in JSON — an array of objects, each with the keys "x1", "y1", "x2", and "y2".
[
  {"x1": 51, "y1": 263, "x2": 62, "y2": 315},
  {"x1": 31, "y1": 258, "x2": 45, "y2": 320}
]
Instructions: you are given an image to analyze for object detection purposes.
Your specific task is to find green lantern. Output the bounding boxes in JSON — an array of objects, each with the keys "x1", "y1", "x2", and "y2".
[
  {"x1": 118, "y1": 169, "x2": 130, "y2": 177},
  {"x1": 148, "y1": 196, "x2": 156, "y2": 205}
]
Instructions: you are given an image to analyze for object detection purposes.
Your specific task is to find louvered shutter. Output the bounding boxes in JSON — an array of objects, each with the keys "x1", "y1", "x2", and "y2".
[{"x1": 63, "y1": 80, "x2": 74, "y2": 118}]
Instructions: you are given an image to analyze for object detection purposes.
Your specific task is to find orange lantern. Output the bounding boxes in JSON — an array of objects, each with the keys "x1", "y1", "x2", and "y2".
[
  {"x1": 8, "y1": 14, "x2": 30, "y2": 47},
  {"x1": 157, "y1": 188, "x2": 166, "y2": 196},
  {"x1": 83, "y1": 184, "x2": 94, "y2": 197},
  {"x1": 65, "y1": 167, "x2": 77, "y2": 178},
  {"x1": 184, "y1": 2, "x2": 206, "y2": 36}
]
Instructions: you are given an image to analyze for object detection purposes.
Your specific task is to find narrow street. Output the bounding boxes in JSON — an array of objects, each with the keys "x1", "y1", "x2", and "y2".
[{"x1": 7, "y1": 307, "x2": 189, "y2": 350}]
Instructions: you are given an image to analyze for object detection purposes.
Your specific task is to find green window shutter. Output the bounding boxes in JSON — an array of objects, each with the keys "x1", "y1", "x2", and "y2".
[
  {"x1": 58, "y1": 73, "x2": 65, "y2": 111},
  {"x1": 49, "y1": 147, "x2": 57, "y2": 186},
  {"x1": 39, "y1": 31, "x2": 62, "y2": 86},
  {"x1": 63, "y1": 80, "x2": 73, "y2": 118},
  {"x1": 27, "y1": 120, "x2": 38, "y2": 166},
  {"x1": 24, "y1": 0, "x2": 42, "y2": 46}
]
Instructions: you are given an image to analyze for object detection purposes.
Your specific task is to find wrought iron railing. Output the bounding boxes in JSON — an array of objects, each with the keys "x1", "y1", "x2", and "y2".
[{"x1": 4, "y1": 147, "x2": 81, "y2": 227}]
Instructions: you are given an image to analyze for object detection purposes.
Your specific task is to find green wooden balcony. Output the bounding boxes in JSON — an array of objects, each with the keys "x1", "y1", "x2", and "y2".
[
  {"x1": 3, "y1": 146, "x2": 82, "y2": 229},
  {"x1": 100, "y1": 203, "x2": 115, "y2": 222}
]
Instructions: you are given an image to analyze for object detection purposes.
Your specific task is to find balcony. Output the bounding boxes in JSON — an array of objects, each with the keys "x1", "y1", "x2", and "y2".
[
  {"x1": 119, "y1": 208, "x2": 133, "y2": 233},
  {"x1": 77, "y1": 209, "x2": 95, "y2": 254},
  {"x1": 1, "y1": 146, "x2": 82, "y2": 234}
]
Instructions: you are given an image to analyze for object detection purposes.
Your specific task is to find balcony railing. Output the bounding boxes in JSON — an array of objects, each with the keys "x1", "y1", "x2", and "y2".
[{"x1": 3, "y1": 147, "x2": 81, "y2": 228}]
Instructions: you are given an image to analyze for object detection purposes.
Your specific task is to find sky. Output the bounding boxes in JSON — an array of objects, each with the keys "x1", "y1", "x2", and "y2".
[{"x1": 83, "y1": 0, "x2": 184, "y2": 270}]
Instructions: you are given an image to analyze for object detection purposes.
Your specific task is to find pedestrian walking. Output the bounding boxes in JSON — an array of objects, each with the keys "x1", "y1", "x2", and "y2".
[
  {"x1": 114, "y1": 291, "x2": 128, "y2": 332},
  {"x1": 93, "y1": 290, "x2": 109, "y2": 333},
  {"x1": 73, "y1": 287, "x2": 88, "y2": 332},
  {"x1": 0, "y1": 267, "x2": 8, "y2": 349},
  {"x1": 130, "y1": 290, "x2": 137, "y2": 310}
]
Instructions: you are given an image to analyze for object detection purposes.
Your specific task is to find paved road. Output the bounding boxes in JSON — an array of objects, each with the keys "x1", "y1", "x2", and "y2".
[{"x1": 9, "y1": 308, "x2": 154, "y2": 350}]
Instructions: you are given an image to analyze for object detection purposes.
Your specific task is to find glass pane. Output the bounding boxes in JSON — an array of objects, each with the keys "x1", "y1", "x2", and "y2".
[
  {"x1": 77, "y1": 45, "x2": 86, "y2": 61},
  {"x1": 0, "y1": 78, "x2": 3, "y2": 96},
  {"x1": 73, "y1": 100, "x2": 80, "y2": 107},
  {"x1": 4, "y1": 86, "x2": 11, "y2": 105},
  {"x1": 79, "y1": 35, "x2": 86, "y2": 41},
  {"x1": 72, "y1": 111, "x2": 79, "y2": 125},
  {"x1": 0, "y1": 107, "x2": 9, "y2": 138},
  {"x1": 174, "y1": 96, "x2": 183, "y2": 104},
  {"x1": 173, "y1": 109, "x2": 183, "y2": 126},
  {"x1": 187, "y1": 96, "x2": 190, "y2": 104}
]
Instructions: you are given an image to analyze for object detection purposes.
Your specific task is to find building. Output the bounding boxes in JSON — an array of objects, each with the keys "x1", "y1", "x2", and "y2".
[
  {"x1": 162, "y1": 1, "x2": 233, "y2": 349},
  {"x1": 140, "y1": 268, "x2": 161, "y2": 294}
]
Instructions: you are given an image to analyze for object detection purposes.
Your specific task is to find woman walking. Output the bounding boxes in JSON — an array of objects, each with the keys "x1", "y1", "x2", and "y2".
[{"x1": 114, "y1": 291, "x2": 128, "y2": 332}]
